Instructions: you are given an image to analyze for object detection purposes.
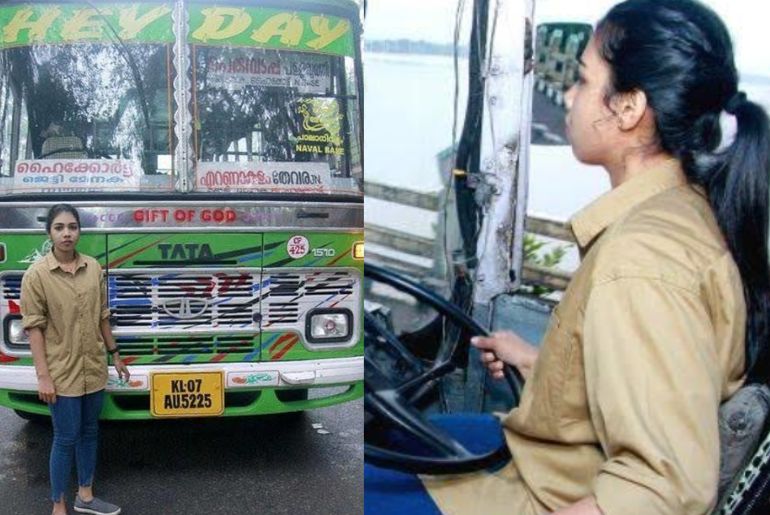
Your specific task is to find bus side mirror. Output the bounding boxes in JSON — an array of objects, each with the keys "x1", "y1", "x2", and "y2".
[
  {"x1": 531, "y1": 23, "x2": 593, "y2": 146},
  {"x1": 534, "y1": 23, "x2": 592, "y2": 108}
]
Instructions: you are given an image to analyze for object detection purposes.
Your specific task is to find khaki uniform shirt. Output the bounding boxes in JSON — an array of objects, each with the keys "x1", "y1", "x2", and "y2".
[
  {"x1": 21, "y1": 251, "x2": 111, "y2": 397},
  {"x1": 426, "y1": 163, "x2": 746, "y2": 515}
]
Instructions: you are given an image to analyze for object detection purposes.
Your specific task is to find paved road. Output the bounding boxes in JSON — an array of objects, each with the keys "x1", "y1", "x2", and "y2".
[{"x1": 0, "y1": 398, "x2": 362, "y2": 514}]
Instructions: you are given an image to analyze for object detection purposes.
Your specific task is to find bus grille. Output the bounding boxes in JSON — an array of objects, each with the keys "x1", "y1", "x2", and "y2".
[
  {"x1": 1, "y1": 269, "x2": 359, "y2": 348},
  {"x1": 114, "y1": 334, "x2": 258, "y2": 356},
  {"x1": 109, "y1": 269, "x2": 358, "y2": 333},
  {"x1": 263, "y1": 270, "x2": 356, "y2": 328},
  {"x1": 110, "y1": 270, "x2": 261, "y2": 332},
  {"x1": 1, "y1": 274, "x2": 21, "y2": 301}
]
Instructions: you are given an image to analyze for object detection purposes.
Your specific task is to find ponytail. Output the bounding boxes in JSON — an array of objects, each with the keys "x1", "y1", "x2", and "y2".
[
  {"x1": 597, "y1": 0, "x2": 770, "y2": 382},
  {"x1": 708, "y1": 99, "x2": 770, "y2": 381}
]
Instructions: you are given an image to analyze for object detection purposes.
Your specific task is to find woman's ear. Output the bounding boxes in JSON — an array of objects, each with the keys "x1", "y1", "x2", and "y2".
[{"x1": 610, "y1": 89, "x2": 648, "y2": 131}]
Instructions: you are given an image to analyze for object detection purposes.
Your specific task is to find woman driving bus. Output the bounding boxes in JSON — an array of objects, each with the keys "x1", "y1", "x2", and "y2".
[{"x1": 425, "y1": 0, "x2": 770, "y2": 513}]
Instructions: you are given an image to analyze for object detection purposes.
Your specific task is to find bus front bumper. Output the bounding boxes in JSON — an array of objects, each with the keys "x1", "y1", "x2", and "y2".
[{"x1": 0, "y1": 357, "x2": 363, "y2": 419}]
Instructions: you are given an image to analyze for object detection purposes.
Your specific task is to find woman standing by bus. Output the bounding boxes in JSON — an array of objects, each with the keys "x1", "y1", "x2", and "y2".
[{"x1": 21, "y1": 204, "x2": 130, "y2": 515}]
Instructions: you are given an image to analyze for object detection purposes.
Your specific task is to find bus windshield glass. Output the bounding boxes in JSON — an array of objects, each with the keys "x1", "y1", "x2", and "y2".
[
  {"x1": 189, "y1": 4, "x2": 363, "y2": 197},
  {"x1": 0, "y1": 2, "x2": 363, "y2": 197},
  {"x1": 0, "y1": 3, "x2": 176, "y2": 195}
]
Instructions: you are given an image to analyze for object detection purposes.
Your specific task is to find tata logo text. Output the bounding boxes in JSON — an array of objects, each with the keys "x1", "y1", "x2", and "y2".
[
  {"x1": 158, "y1": 243, "x2": 213, "y2": 261},
  {"x1": 160, "y1": 298, "x2": 210, "y2": 320}
]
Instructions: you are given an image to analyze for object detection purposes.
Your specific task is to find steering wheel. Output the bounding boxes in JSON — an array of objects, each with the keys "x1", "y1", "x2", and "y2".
[
  {"x1": 365, "y1": 263, "x2": 525, "y2": 474},
  {"x1": 38, "y1": 147, "x2": 113, "y2": 159},
  {"x1": 39, "y1": 147, "x2": 86, "y2": 159}
]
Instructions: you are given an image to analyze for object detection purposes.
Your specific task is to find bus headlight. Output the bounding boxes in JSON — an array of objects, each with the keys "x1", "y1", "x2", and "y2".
[
  {"x1": 6, "y1": 318, "x2": 29, "y2": 346},
  {"x1": 306, "y1": 309, "x2": 352, "y2": 343},
  {"x1": 352, "y1": 241, "x2": 364, "y2": 259}
]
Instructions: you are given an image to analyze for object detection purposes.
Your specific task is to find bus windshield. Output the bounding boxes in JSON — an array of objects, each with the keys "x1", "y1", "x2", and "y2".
[
  {"x1": 0, "y1": 2, "x2": 363, "y2": 197},
  {"x1": 190, "y1": 4, "x2": 362, "y2": 197}
]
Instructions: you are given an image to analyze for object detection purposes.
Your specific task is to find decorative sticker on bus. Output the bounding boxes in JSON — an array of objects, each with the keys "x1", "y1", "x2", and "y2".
[
  {"x1": 11, "y1": 159, "x2": 142, "y2": 193},
  {"x1": 294, "y1": 99, "x2": 345, "y2": 156},
  {"x1": 287, "y1": 235, "x2": 310, "y2": 259},
  {"x1": 20, "y1": 239, "x2": 53, "y2": 264},
  {"x1": 132, "y1": 208, "x2": 237, "y2": 225},
  {"x1": 196, "y1": 161, "x2": 339, "y2": 194},
  {"x1": 205, "y1": 48, "x2": 331, "y2": 95},
  {"x1": 0, "y1": 3, "x2": 174, "y2": 48},
  {"x1": 189, "y1": 6, "x2": 354, "y2": 57}
]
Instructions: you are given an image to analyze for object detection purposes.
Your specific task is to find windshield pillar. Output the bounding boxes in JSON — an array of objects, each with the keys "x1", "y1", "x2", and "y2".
[{"x1": 173, "y1": 0, "x2": 194, "y2": 192}]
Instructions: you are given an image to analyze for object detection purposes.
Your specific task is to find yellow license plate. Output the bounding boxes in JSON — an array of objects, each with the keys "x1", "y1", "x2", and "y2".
[{"x1": 150, "y1": 371, "x2": 224, "y2": 418}]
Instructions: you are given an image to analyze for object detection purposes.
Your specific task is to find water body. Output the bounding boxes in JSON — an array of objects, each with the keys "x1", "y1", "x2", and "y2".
[{"x1": 365, "y1": 52, "x2": 770, "y2": 241}]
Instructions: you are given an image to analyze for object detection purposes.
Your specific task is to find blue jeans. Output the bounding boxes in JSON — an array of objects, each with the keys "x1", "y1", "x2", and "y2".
[{"x1": 48, "y1": 390, "x2": 105, "y2": 502}]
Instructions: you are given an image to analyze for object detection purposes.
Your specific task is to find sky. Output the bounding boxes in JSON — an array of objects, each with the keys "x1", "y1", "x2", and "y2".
[{"x1": 364, "y1": 0, "x2": 770, "y2": 77}]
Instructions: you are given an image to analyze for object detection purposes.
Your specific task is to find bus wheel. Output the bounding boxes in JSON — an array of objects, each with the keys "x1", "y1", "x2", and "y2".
[{"x1": 14, "y1": 410, "x2": 51, "y2": 425}]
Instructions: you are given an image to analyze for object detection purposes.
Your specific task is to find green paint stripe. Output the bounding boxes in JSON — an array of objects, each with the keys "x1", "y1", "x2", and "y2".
[{"x1": 108, "y1": 235, "x2": 149, "y2": 255}]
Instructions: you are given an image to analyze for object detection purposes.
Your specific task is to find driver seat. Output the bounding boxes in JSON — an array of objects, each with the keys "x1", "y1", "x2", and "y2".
[
  {"x1": 41, "y1": 136, "x2": 86, "y2": 159},
  {"x1": 365, "y1": 383, "x2": 770, "y2": 515}
]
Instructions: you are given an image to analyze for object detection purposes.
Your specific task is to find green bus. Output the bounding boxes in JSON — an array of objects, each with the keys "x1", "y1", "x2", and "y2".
[{"x1": 0, "y1": 0, "x2": 364, "y2": 419}]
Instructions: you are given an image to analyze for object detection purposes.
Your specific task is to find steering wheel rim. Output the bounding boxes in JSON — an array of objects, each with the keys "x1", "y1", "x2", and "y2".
[
  {"x1": 38, "y1": 147, "x2": 113, "y2": 159},
  {"x1": 38, "y1": 147, "x2": 86, "y2": 159},
  {"x1": 365, "y1": 262, "x2": 524, "y2": 474}
]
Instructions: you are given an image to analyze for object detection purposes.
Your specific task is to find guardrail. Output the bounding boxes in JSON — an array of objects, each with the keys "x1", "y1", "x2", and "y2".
[{"x1": 365, "y1": 181, "x2": 574, "y2": 291}]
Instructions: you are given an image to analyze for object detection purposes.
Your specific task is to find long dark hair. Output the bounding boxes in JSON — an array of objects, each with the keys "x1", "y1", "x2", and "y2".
[
  {"x1": 45, "y1": 204, "x2": 81, "y2": 234},
  {"x1": 597, "y1": 0, "x2": 770, "y2": 381}
]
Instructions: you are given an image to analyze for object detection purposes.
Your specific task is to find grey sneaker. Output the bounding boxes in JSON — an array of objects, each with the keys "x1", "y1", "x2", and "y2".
[{"x1": 73, "y1": 495, "x2": 121, "y2": 515}]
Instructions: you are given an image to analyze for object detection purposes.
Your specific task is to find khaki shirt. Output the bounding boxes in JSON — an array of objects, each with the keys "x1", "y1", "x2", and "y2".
[
  {"x1": 426, "y1": 162, "x2": 746, "y2": 515},
  {"x1": 21, "y1": 251, "x2": 111, "y2": 397}
]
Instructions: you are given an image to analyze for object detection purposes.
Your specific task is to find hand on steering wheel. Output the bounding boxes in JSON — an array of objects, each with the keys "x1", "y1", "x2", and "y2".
[
  {"x1": 472, "y1": 331, "x2": 539, "y2": 381},
  {"x1": 365, "y1": 263, "x2": 525, "y2": 474}
]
